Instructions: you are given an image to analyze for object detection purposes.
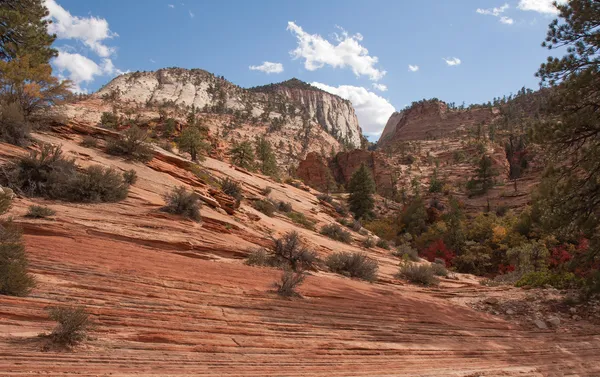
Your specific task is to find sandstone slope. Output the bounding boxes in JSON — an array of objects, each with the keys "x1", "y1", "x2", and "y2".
[{"x1": 0, "y1": 123, "x2": 599, "y2": 376}]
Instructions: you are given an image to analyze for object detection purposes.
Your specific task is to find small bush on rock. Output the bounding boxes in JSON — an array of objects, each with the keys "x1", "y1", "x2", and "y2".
[
  {"x1": 48, "y1": 306, "x2": 93, "y2": 346},
  {"x1": 278, "y1": 201, "x2": 293, "y2": 213},
  {"x1": 221, "y1": 178, "x2": 242, "y2": 206},
  {"x1": 161, "y1": 186, "x2": 201, "y2": 221},
  {"x1": 80, "y1": 136, "x2": 97, "y2": 148},
  {"x1": 326, "y1": 252, "x2": 378, "y2": 282},
  {"x1": 392, "y1": 244, "x2": 420, "y2": 262},
  {"x1": 25, "y1": 205, "x2": 55, "y2": 218},
  {"x1": 316, "y1": 193, "x2": 333, "y2": 204},
  {"x1": 0, "y1": 220, "x2": 35, "y2": 296},
  {"x1": 274, "y1": 231, "x2": 316, "y2": 271},
  {"x1": 106, "y1": 126, "x2": 154, "y2": 162},
  {"x1": 362, "y1": 237, "x2": 375, "y2": 248},
  {"x1": 123, "y1": 169, "x2": 137, "y2": 185},
  {"x1": 286, "y1": 211, "x2": 315, "y2": 230},
  {"x1": 321, "y1": 223, "x2": 352, "y2": 244},
  {"x1": 274, "y1": 269, "x2": 305, "y2": 297},
  {"x1": 397, "y1": 263, "x2": 439, "y2": 286},
  {"x1": 431, "y1": 261, "x2": 449, "y2": 277},
  {"x1": 252, "y1": 199, "x2": 276, "y2": 217},
  {"x1": 245, "y1": 248, "x2": 277, "y2": 267},
  {"x1": 376, "y1": 238, "x2": 390, "y2": 250}
]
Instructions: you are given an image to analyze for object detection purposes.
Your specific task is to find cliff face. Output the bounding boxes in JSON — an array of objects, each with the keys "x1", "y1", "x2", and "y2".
[
  {"x1": 96, "y1": 70, "x2": 363, "y2": 148},
  {"x1": 377, "y1": 100, "x2": 496, "y2": 148}
]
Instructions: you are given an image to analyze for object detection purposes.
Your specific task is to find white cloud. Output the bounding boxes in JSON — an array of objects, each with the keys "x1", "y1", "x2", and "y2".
[
  {"x1": 408, "y1": 64, "x2": 419, "y2": 72},
  {"x1": 249, "y1": 61, "x2": 284, "y2": 74},
  {"x1": 476, "y1": 3, "x2": 514, "y2": 25},
  {"x1": 443, "y1": 57, "x2": 461, "y2": 66},
  {"x1": 189, "y1": 10, "x2": 194, "y2": 18},
  {"x1": 149, "y1": 58, "x2": 156, "y2": 63},
  {"x1": 287, "y1": 22, "x2": 386, "y2": 81},
  {"x1": 44, "y1": 0, "x2": 118, "y2": 58},
  {"x1": 168, "y1": 4, "x2": 175, "y2": 8},
  {"x1": 53, "y1": 51, "x2": 124, "y2": 93},
  {"x1": 311, "y1": 82, "x2": 395, "y2": 137},
  {"x1": 476, "y1": 3, "x2": 509, "y2": 16},
  {"x1": 372, "y1": 83, "x2": 387, "y2": 91},
  {"x1": 517, "y1": 0, "x2": 566, "y2": 14}
]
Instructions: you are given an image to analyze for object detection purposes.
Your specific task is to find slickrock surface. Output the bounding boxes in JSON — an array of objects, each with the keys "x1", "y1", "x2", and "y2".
[{"x1": 1, "y1": 128, "x2": 599, "y2": 376}]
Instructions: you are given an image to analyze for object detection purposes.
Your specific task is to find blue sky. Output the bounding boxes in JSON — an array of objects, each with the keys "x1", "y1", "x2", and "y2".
[{"x1": 44, "y1": 0, "x2": 565, "y2": 140}]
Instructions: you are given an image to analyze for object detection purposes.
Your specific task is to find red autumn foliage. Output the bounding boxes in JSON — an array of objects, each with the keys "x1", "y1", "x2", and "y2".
[
  {"x1": 421, "y1": 239, "x2": 455, "y2": 267},
  {"x1": 498, "y1": 264, "x2": 515, "y2": 274},
  {"x1": 549, "y1": 245, "x2": 573, "y2": 268}
]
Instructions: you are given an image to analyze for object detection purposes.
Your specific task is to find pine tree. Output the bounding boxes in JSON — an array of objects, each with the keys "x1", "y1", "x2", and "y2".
[
  {"x1": 230, "y1": 141, "x2": 255, "y2": 171},
  {"x1": 177, "y1": 127, "x2": 208, "y2": 161},
  {"x1": 254, "y1": 136, "x2": 278, "y2": 177},
  {"x1": 347, "y1": 163, "x2": 375, "y2": 219},
  {"x1": 467, "y1": 155, "x2": 497, "y2": 195}
]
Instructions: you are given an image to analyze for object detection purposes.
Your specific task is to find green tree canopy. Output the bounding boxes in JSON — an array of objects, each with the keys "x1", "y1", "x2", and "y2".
[
  {"x1": 254, "y1": 136, "x2": 278, "y2": 177},
  {"x1": 347, "y1": 163, "x2": 375, "y2": 220},
  {"x1": 229, "y1": 141, "x2": 255, "y2": 171},
  {"x1": 177, "y1": 126, "x2": 209, "y2": 161}
]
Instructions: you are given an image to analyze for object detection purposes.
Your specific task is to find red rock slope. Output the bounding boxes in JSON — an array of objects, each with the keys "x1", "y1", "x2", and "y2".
[{"x1": 0, "y1": 126, "x2": 599, "y2": 376}]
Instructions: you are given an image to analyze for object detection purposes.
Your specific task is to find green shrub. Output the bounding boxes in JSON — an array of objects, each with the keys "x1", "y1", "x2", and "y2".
[
  {"x1": 278, "y1": 201, "x2": 293, "y2": 213},
  {"x1": 275, "y1": 269, "x2": 305, "y2": 297},
  {"x1": 273, "y1": 231, "x2": 316, "y2": 271},
  {"x1": 2, "y1": 144, "x2": 130, "y2": 203},
  {"x1": 515, "y1": 271, "x2": 580, "y2": 290},
  {"x1": 333, "y1": 202, "x2": 348, "y2": 216},
  {"x1": 48, "y1": 306, "x2": 93, "y2": 346},
  {"x1": 221, "y1": 178, "x2": 242, "y2": 206},
  {"x1": 376, "y1": 238, "x2": 390, "y2": 250},
  {"x1": 362, "y1": 237, "x2": 375, "y2": 249},
  {"x1": 0, "y1": 189, "x2": 13, "y2": 214},
  {"x1": 316, "y1": 193, "x2": 333, "y2": 203},
  {"x1": 161, "y1": 186, "x2": 201, "y2": 221},
  {"x1": 106, "y1": 125, "x2": 154, "y2": 162},
  {"x1": 61, "y1": 166, "x2": 130, "y2": 203},
  {"x1": 397, "y1": 263, "x2": 439, "y2": 286},
  {"x1": 252, "y1": 199, "x2": 276, "y2": 217},
  {"x1": 0, "y1": 220, "x2": 35, "y2": 296},
  {"x1": 431, "y1": 262, "x2": 449, "y2": 277},
  {"x1": 80, "y1": 136, "x2": 97, "y2": 148},
  {"x1": 286, "y1": 211, "x2": 315, "y2": 230},
  {"x1": 392, "y1": 244, "x2": 419, "y2": 262},
  {"x1": 123, "y1": 169, "x2": 138, "y2": 185},
  {"x1": 25, "y1": 205, "x2": 55, "y2": 218},
  {"x1": 325, "y1": 252, "x2": 378, "y2": 282},
  {"x1": 100, "y1": 111, "x2": 118, "y2": 129},
  {"x1": 262, "y1": 186, "x2": 272, "y2": 196},
  {"x1": 320, "y1": 223, "x2": 352, "y2": 243}
]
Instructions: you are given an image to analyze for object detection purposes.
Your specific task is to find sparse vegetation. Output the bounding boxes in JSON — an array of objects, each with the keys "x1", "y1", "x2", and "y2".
[
  {"x1": 25, "y1": 205, "x2": 55, "y2": 218},
  {"x1": 316, "y1": 193, "x2": 333, "y2": 203},
  {"x1": 80, "y1": 136, "x2": 97, "y2": 148},
  {"x1": 376, "y1": 238, "x2": 390, "y2": 250},
  {"x1": 393, "y1": 244, "x2": 419, "y2": 262},
  {"x1": 274, "y1": 269, "x2": 305, "y2": 297},
  {"x1": 286, "y1": 211, "x2": 315, "y2": 230},
  {"x1": 47, "y1": 306, "x2": 93, "y2": 346},
  {"x1": 221, "y1": 178, "x2": 242, "y2": 206},
  {"x1": 0, "y1": 219, "x2": 35, "y2": 296},
  {"x1": 123, "y1": 169, "x2": 137, "y2": 185},
  {"x1": 397, "y1": 263, "x2": 439, "y2": 286},
  {"x1": 106, "y1": 125, "x2": 154, "y2": 162},
  {"x1": 0, "y1": 101, "x2": 30, "y2": 146},
  {"x1": 277, "y1": 201, "x2": 292, "y2": 213},
  {"x1": 161, "y1": 186, "x2": 201, "y2": 221},
  {"x1": 325, "y1": 251, "x2": 378, "y2": 282},
  {"x1": 273, "y1": 231, "x2": 316, "y2": 271},
  {"x1": 252, "y1": 199, "x2": 276, "y2": 217},
  {"x1": 245, "y1": 248, "x2": 277, "y2": 267},
  {"x1": 362, "y1": 237, "x2": 375, "y2": 248},
  {"x1": 431, "y1": 261, "x2": 449, "y2": 277},
  {"x1": 100, "y1": 111, "x2": 118, "y2": 129},
  {"x1": 320, "y1": 223, "x2": 352, "y2": 244}
]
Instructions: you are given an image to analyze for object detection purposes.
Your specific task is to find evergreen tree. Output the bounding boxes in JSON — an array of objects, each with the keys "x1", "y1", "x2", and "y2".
[
  {"x1": 254, "y1": 136, "x2": 278, "y2": 177},
  {"x1": 230, "y1": 141, "x2": 255, "y2": 170},
  {"x1": 467, "y1": 155, "x2": 497, "y2": 195},
  {"x1": 347, "y1": 163, "x2": 375, "y2": 219},
  {"x1": 533, "y1": 0, "x2": 600, "y2": 287},
  {"x1": 177, "y1": 127, "x2": 208, "y2": 161},
  {"x1": 0, "y1": 1, "x2": 70, "y2": 118}
]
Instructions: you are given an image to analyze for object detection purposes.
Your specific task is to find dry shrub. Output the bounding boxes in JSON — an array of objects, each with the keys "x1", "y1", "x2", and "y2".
[
  {"x1": 106, "y1": 125, "x2": 154, "y2": 162},
  {"x1": 161, "y1": 186, "x2": 201, "y2": 221},
  {"x1": 0, "y1": 101, "x2": 30, "y2": 146},
  {"x1": 48, "y1": 306, "x2": 93, "y2": 346},
  {"x1": 274, "y1": 231, "x2": 316, "y2": 271},
  {"x1": 325, "y1": 251, "x2": 378, "y2": 282},
  {"x1": 25, "y1": 205, "x2": 55, "y2": 218},
  {"x1": 275, "y1": 269, "x2": 305, "y2": 297},
  {"x1": 252, "y1": 199, "x2": 276, "y2": 217},
  {"x1": 397, "y1": 263, "x2": 439, "y2": 286},
  {"x1": 320, "y1": 223, "x2": 352, "y2": 244}
]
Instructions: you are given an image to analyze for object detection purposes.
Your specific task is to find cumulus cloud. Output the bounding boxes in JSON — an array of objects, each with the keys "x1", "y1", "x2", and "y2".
[
  {"x1": 149, "y1": 58, "x2": 156, "y2": 63},
  {"x1": 372, "y1": 83, "x2": 387, "y2": 92},
  {"x1": 287, "y1": 22, "x2": 386, "y2": 81},
  {"x1": 44, "y1": 0, "x2": 118, "y2": 58},
  {"x1": 443, "y1": 57, "x2": 461, "y2": 66},
  {"x1": 517, "y1": 0, "x2": 566, "y2": 14},
  {"x1": 408, "y1": 64, "x2": 419, "y2": 72},
  {"x1": 168, "y1": 4, "x2": 175, "y2": 8},
  {"x1": 249, "y1": 61, "x2": 284, "y2": 74},
  {"x1": 311, "y1": 82, "x2": 395, "y2": 137},
  {"x1": 44, "y1": 0, "x2": 125, "y2": 93},
  {"x1": 476, "y1": 3, "x2": 514, "y2": 24}
]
